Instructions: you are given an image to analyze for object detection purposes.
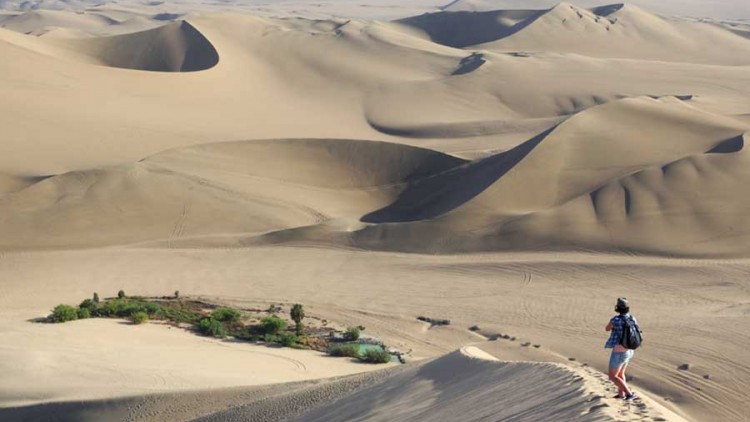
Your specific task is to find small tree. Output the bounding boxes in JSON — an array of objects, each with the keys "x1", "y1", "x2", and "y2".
[
  {"x1": 344, "y1": 326, "x2": 360, "y2": 341},
  {"x1": 261, "y1": 316, "x2": 286, "y2": 335},
  {"x1": 49, "y1": 304, "x2": 78, "y2": 323},
  {"x1": 290, "y1": 304, "x2": 305, "y2": 336},
  {"x1": 79, "y1": 299, "x2": 95, "y2": 310},
  {"x1": 130, "y1": 312, "x2": 149, "y2": 324},
  {"x1": 117, "y1": 290, "x2": 126, "y2": 299},
  {"x1": 93, "y1": 292, "x2": 100, "y2": 303},
  {"x1": 78, "y1": 308, "x2": 91, "y2": 319}
]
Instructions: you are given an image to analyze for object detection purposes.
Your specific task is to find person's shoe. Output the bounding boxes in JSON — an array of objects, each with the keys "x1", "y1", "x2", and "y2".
[
  {"x1": 612, "y1": 394, "x2": 624, "y2": 399},
  {"x1": 624, "y1": 393, "x2": 637, "y2": 401}
]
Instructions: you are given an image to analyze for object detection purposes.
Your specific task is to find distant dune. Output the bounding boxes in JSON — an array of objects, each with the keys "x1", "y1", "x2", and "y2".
[
  {"x1": 398, "y1": 2, "x2": 750, "y2": 64},
  {"x1": 69, "y1": 20, "x2": 219, "y2": 71}
]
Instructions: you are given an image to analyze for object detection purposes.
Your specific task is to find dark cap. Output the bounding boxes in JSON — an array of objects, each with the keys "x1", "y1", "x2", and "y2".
[{"x1": 615, "y1": 297, "x2": 629, "y2": 312}]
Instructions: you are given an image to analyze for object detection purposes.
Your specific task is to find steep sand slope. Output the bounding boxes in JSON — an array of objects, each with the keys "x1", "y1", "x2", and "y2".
[
  {"x1": 257, "y1": 98, "x2": 750, "y2": 257},
  {"x1": 67, "y1": 20, "x2": 219, "y2": 71},
  {"x1": 398, "y1": 3, "x2": 750, "y2": 64},
  {"x1": 0, "y1": 139, "x2": 463, "y2": 249},
  {"x1": 295, "y1": 347, "x2": 611, "y2": 422}
]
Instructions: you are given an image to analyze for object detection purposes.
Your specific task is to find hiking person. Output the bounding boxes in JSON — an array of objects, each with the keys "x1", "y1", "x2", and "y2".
[{"x1": 605, "y1": 297, "x2": 641, "y2": 401}]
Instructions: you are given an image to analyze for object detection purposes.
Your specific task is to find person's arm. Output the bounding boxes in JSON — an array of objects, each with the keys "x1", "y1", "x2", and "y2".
[{"x1": 605, "y1": 320, "x2": 613, "y2": 331}]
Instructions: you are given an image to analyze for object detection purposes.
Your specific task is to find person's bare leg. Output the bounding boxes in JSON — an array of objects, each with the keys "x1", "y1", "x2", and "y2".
[
  {"x1": 608, "y1": 367, "x2": 626, "y2": 397},
  {"x1": 616, "y1": 363, "x2": 632, "y2": 396}
]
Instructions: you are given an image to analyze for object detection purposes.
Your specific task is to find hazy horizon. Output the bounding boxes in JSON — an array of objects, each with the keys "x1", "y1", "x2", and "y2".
[{"x1": 1, "y1": 0, "x2": 749, "y2": 21}]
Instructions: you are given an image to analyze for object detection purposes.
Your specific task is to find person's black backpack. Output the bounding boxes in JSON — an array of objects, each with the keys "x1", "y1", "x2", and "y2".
[{"x1": 620, "y1": 315, "x2": 643, "y2": 350}]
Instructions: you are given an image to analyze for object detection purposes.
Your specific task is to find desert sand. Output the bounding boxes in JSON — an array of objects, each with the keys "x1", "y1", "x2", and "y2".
[{"x1": 1, "y1": 0, "x2": 749, "y2": 421}]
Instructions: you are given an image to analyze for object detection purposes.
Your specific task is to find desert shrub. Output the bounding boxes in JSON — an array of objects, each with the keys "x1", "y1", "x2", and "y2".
[
  {"x1": 261, "y1": 316, "x2": 286, "y2": 335},
  {"x1": 78, "y1": 307, "x2": 91, "y2": 319},
  {"x1": 96, "y1": 299, "x2": 126, "y2": 317},
  {"x1": 290, "y1": 304, "x2": 305, "y2": 335},
  {"x1": 279, "y1": 332, "x2": 298, "y2": 347},
  {"x1": 130, "y1": 311, "x2": 149, "y2": 325},
  {"x1": 266, "y1": 304, "x2": 282, "y2": 313},
  {"x1": 328, "y1": 344, "x2": 359, "y2": 358},
  {"x1": 161, "y1": 306, "x2": 199, "y2": 324},
  {"x1": 93, "y1": 299, "x2": 161, "y2": 318},
  {"x1": 343, "y1": 326, "x2": 360, "y2": 341},
  {"x1": 174, "y1": 290, "x2": 180, "y2": 299},
  {"x1": 49, "y1": 304, "x2": 78, "y2": 323},
  {"x1": 263, "y1": 333, "x2": 280, "y2": 343},
  {"x1": 79, "y1": 299, "x2": 95, "y2": 310},
  {"x1": 197, "y1": 318, "x2": 226, "y2": 338},
  {"x1": 93, "y1": 292, "x2": 100, "y2": 303},
  {"x1": 361, "y1": 349, "x2": 391, "y2": 364},
  {"x1": 212, "y1": 307, "x2": 241, "y2": 322},
  {"x1": 117, "y1": 290, "x2": 126, "y2": 299}
]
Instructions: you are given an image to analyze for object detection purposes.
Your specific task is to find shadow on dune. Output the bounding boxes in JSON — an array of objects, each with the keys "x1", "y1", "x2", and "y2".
[
  {"x1": 78, "y1": 20, "x2": 219, "y2": 72},
  {"x1": 452, "y1": 52, "x2": 486, "y2": 75},
  {"x1": 396, "y1": 9, "x2": 545, "y2": 48},
  {"x1": 706, "y1": 134, "x2": 745, "y2": 154},
  {"x1": 362, "y1": 127, "x2": 552, "y2": 223}
]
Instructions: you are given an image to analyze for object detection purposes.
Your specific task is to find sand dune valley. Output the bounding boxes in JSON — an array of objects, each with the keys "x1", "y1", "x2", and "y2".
[{"x1": 1, "y1": 0, "x2": 750, "y2": 421}]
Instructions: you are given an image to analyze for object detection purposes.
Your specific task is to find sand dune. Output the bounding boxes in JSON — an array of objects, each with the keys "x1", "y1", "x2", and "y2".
[
  {"x1": 67, "y1": 20, "x2": 219, "y2": 71},
  {"x1": 0, "y1": 139, "x2": 463, "y2": 249},
  {"x1": 1, "y1": 97, "x2": 748, "y2": 256},
  {"x1": 399, "y1": 3, "x2": 750, "y2": 65},
  {"x1": 2, "y1": 2, "x2": 750, "y2": 421},
  {"x1": 296, "y1": 347, "x2": 612, "y2": 421}
]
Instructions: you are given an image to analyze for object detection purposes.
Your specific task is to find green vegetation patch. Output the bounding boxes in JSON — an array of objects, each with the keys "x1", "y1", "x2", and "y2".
[{"x1": 41, "y1": 293, "x2": 399, "y2": 364}]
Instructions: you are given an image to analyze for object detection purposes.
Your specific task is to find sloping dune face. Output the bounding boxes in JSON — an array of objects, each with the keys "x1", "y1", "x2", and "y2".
[
  {"x1": 71, "y1": 20, "x2": 219, "y2": 71},
  {"x1": 295, "y1": 348, "x2": 609, "y2": 422},
  {"x1": 0, "y1": 139, "x2": 464, "y2": 249},
  {"x1": 257, "y1": 98, "x2": 750, "y2": 257}
]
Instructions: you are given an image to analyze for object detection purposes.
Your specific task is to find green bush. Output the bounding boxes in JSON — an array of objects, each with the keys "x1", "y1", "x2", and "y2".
[
  {"x1": 263, "y1": 333, "x2": 280, "y2": 343},
  {"x1": 92, "y1": 299, "x2": 161, "y2": 318},
  {"x1": 361, "y1": 348, "x2": 391, "y2": 364},
  {"x1": 161, "y1": 307, "x2": 199, "y2": 324},
  {"x1": 49, "y1": 304, "x2": 79, "y2": 323},
  {"x1": 79, "y1": 299, "x2": 95, "y2": 310},
  {"x1": 130, "y1": 311, "x2": 149, "y2": 325},
  {"x1": 142, "y1": 302, "x2": 162, "y2": 315},
  {"x1": 279, "y1": 332, "x2": 298, "y2": 347},
  {"x1": 117, "y1": 290, "x2": 126, "y2": 299},
  {"x1": 328, "y1": 344, "x2": 359, "y2": 358},
  {"x1": 78, "y1": 307, "x2": 91, "y2": 319},
  {"x1": 343, "y1": 326, "x2": 360, "y2": 341},
  {"x1": 261, "y1": 316, "x2": 286, "y2": 335},
  {"x1": 197, "y1": 318, "x2": 226, "y2": 338},
  {"x1": 212, "y1": 307, "x2": 241, "y2": 322}
]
